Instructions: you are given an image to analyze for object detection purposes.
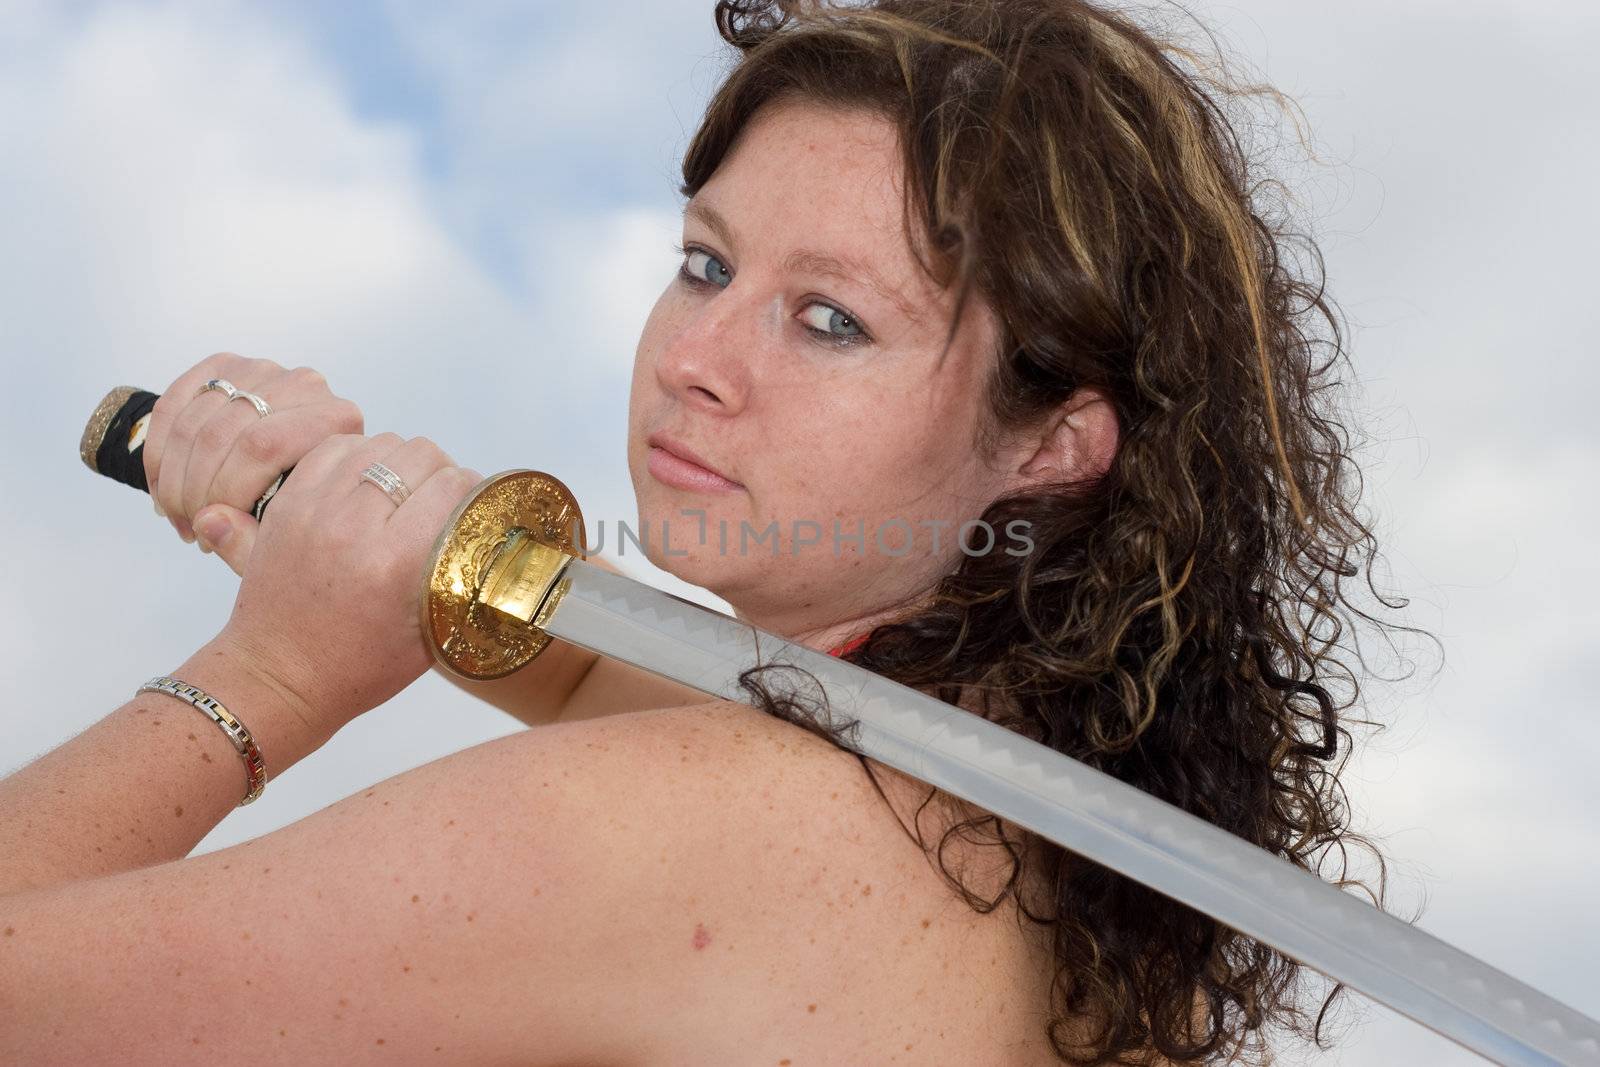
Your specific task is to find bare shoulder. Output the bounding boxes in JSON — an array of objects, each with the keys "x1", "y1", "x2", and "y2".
[{"x1": 568, "y1": 700, "x2": 1055, "y2": 1064}]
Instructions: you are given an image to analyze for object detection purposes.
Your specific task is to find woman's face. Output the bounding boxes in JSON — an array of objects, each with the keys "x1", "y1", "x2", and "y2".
[{"x1": 627, "y1": 98, "x2": 1019, "y2": 641}]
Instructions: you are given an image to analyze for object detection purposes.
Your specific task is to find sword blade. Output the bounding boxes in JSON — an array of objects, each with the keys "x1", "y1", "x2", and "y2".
[{"x1": 541, "y1": 558, "x2": 1599, "y2": 1067}]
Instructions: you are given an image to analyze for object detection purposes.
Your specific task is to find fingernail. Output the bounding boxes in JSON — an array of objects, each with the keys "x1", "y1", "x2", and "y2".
[
  {"x1": 194, "y1": 513, "x2": 230, "y2": 549},
  {"x1": 175, "y1": 519, "x2": 195, "y2": 543},
  {"x1": 153, "y1": 495, "x2": 166, "y2": 518}
]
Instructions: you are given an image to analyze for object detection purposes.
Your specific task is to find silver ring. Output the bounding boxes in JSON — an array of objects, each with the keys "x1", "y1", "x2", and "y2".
[
  {"x1": 197, "y1": 377, "x2": 238, "y2": 400},
  {"x1": 229, "y1": 390, "x2": 272, "y2": 418},
  {"x1": 359, "y1": 461, "x2": 410, "y2": 507}
]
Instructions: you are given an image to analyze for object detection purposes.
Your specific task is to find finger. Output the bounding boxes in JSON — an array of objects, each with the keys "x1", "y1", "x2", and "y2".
[
  {"x1": 249, "y1": 431, "x2": 372, "y2": 524},
  {"x1": 385, "y1": 463, "x2": 486, "y2": 572},
  {"x1": 188, "y1": 395, "x2": 364, "y2": 527},
  {"x1": 163, "y1": 363, "x2": 343, "y2": 534},
  {"x1": 155, "y1": 357, "x2": 277, "y2": 539},
  {"x1": 192, "y1": 503, "x2": 257, "y2": 578},
  {"x1": 343, "y1": 435, "x2": 457, "y2": 534},
  {"x1": 143, "y1": 352, "x2": 261, "y2": 517},
  {"x1": 177, "y1": 367, "x2": 293, "y2": 526},
  {"x1": 281, "y1": 431, "x2": 407, "y2": 518}
]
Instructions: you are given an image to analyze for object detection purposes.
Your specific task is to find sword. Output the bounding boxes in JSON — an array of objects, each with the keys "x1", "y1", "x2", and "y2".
[{"x1": 82, "y1": 386, "x2": 1600, "y2": 1066}]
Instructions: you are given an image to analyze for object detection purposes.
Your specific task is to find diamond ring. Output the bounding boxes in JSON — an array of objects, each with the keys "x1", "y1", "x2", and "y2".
[{"x1": 359, "y1": 461, "x2": 410, "y2": 507}]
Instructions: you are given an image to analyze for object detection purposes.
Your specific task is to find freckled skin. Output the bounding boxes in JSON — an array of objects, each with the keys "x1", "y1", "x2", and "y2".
[{"x1": 626, "y1": 100, "x2": 1031, "y2": 650}]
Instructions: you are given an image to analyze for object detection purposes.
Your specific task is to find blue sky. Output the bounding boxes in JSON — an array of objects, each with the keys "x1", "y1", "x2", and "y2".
[
  {"x1": 282, "y1": 2, "x2": 451, "y2": 182},
  {"x1": 2, "y1": 2, "x2": 1597, "y2": 1063}
]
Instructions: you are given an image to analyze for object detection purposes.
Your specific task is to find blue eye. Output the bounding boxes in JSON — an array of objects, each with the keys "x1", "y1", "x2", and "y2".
[
  {"x1": 677, "y1": 245, "x2": 731, "y2": 288},
  {"x1": 798, "y1": 302, "x2": 865, "y2": 341}
]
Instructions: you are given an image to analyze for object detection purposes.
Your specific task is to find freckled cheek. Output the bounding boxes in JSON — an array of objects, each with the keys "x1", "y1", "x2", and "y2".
[
  {"x1": 627, "y1": 307, "x2": 679, "y2": 448},
  {"x1": 773, "y1": 453, "x2": 893, "y2": 532},
  {"x1": 631, "y1": 291, "x2": 686, "y2": 383}
]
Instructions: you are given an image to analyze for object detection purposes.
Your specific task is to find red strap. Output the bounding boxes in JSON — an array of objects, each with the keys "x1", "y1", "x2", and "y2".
[{"x1": 827, "y1": 632, "x2": 870, "y2": 658}]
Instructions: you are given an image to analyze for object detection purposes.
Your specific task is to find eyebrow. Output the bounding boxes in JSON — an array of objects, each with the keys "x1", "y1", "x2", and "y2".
[{"x1": 683, "y1": 198, "x2": 924, "y2": 326}]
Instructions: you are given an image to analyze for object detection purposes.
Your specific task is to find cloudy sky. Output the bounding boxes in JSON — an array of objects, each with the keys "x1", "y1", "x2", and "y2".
[{"x1": 1, "y1": 2, "x2": 1595, "y2": 1062}]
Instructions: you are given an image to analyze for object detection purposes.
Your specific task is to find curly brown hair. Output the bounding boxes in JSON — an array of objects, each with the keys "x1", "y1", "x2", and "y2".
[{"x1": 684, "y1": 1, "x2": 1433, "y2": 1062}]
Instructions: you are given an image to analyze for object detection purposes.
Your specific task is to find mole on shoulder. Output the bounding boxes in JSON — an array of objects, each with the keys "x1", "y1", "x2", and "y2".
[{"x1": 691, "y1": 922, "x2": 712, "y2": 950}]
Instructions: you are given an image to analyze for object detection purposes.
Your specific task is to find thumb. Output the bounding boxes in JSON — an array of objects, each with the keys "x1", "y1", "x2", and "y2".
[{"x1": 193, "y1": 504, "x2": 257, "y2": 578}]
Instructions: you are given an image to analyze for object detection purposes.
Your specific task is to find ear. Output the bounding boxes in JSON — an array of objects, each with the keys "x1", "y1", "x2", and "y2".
[{"x1": 1015, "y1": 385, "x2": 1120, "y2": 488}]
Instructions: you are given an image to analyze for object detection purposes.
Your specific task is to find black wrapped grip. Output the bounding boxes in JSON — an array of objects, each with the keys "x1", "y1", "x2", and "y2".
[{"x1": 80, "y1": 385, "x2": 294, "y2": 522}]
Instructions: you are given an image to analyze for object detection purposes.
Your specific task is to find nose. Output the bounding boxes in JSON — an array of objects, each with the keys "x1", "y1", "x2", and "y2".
[{"x1": 653, "y1": 289, "x2": 756, "y2": 416}]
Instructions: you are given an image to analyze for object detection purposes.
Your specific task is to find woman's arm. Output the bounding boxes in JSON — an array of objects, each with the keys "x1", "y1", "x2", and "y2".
[
  {"x1": 0, "y1": 700, "x2": 787, "y2": 1067},
  {"x1": 0, "y1": 637, "x2": 332, "y2": 898},
  {"x1": 131, "y1": 352, "x2": 634, "y2": 733},
  {"x1": 2, "y1": 428, "x2": 484, "y2": 900}
]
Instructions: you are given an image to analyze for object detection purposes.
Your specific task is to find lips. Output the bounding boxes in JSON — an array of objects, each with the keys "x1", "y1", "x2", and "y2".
[{"x1": 646, "y1": 432, "x2": 743, "y2": 492}]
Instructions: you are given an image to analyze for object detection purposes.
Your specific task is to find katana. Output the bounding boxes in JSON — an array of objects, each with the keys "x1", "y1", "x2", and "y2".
[{"x1": 82, "y1": 385, "x2": 1600, "y2": 1066}]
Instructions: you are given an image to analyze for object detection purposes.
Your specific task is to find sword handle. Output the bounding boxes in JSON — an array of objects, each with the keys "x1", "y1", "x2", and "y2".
[
  {"x1": 78, "y1": 385, "x2": 293, "y2": 522},
  {"x1": 81, "y1": 385, "x2": 587, "y2": 682}
]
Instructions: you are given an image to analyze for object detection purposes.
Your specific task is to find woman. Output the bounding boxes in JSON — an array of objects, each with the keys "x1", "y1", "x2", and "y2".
[{"x1": 0, "y1": 1, "x2": 1411, "y2": 1063}]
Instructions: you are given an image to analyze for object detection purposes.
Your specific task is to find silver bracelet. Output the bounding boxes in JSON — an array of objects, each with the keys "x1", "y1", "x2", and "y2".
[{"x1": 137, "y1": 676, "x2": 267, "y2": 805}]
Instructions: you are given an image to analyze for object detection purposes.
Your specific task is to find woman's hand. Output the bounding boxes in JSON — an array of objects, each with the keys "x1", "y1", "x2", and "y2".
[
  {"x1": 208, "y1": 432, "x2": 486, "y2": 738},
  {"x1": 141, "y1": 352, "x2": 364, "y2": 569}
]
